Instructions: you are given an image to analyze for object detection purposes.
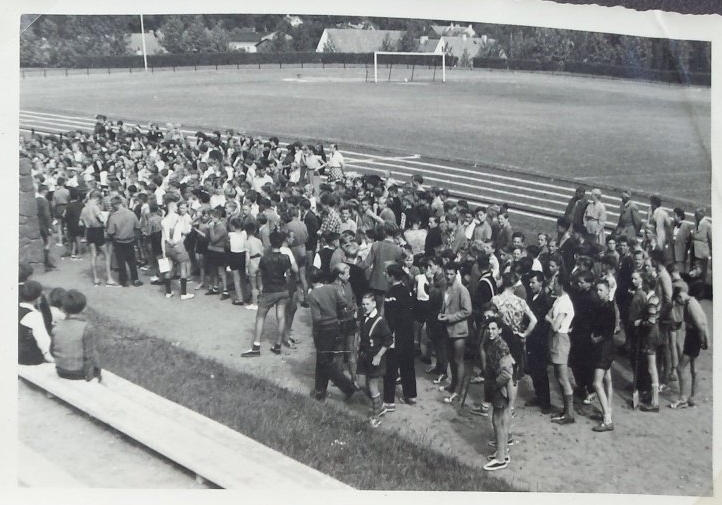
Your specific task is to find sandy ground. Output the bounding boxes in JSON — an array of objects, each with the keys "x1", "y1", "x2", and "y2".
[
  {"x1": 18, "y1": 380, "x2": 208, "y2": 488},
  {"x1": 31, "y1": 257, "x2": 714, "y2": 495}
]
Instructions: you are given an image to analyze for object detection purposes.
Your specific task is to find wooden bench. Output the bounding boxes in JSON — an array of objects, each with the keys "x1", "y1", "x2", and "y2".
[{"x1": 18, "y1": 364, "x2": 352, "y2": 490}]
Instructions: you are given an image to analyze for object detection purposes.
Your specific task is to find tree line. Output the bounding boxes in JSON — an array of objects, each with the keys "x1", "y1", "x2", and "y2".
[{"x1": 20, "y1": 14, "x2": 710, "y2": 75}]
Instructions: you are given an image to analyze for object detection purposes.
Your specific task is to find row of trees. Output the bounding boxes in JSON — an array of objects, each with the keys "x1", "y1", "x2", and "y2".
[{"x1": 20, "y1": 14, "x2": 710, "y2": 74}]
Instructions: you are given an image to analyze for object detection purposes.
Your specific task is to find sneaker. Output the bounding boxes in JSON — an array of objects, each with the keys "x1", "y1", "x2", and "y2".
[
  {"x1": 245, "y1": 304, "x2": 258, "y2": 311},
  {"x1": 433, "y1": 374, "x2": 449, "y2": 385},
  {"x1": 487, "y1": 452, "x2": 511, "y2": 463},
  {"x1": 232, "y1": 300, "x2": 245, "y2": 306},
  {"x1": 470, "y1": 404, "x2": 490, "y2": 417},
  {"x1": 133, "y1": 280, "x2": 144, "y2": 287},
  {"x1": 668, "y1": 399, "x2": 688, "y2": 409},
  {"x1": 483, "y1": 459, "x2": 508, "y2": 471},
  {"x1": 369, "y1": 417, "x2": 382, "y2": 428},
  {"x1": 438, "y1": 384, "x2": 453, "y2": 393},
  {"x1": 379, "y1": 403, "x2": 396, "y2": 416},
  {"x1": 443, "y1": 393, "x2": 459, "y2": 404},
  {"x1": 180, "y1": 293, "x2": 195, "y2": 300},
  {"x1": 220, "y1": 291, "x2": 230, "y2": 300},
  {"x1": 270, "y1": 344, "x2": 282, "y2": 355},
  {"x1": 488, "y1": 437, "x2": 515, "y2": 448},
  {"x1": 205, "y1": 288, "x2": 219, "y2": 296},
  {"x1": 592, "y1": 422, "x2": 614, "y2": 432},
  {"x1": 105, "y1": 281, "x2": 121, "y2": 288},
  {"x1": 149, "y1": 276, "x2": 160, "y2": 283},
  {"x1": 401, "y1": 397, "x2": 417, "y2": 405},
  {"x1": 241, "y1": 345, "x2": 261, "y2": 358},
  {"x1": 583, "y1": 392, "x2": 597, "y2": 405},
  {"x1": 640, "y1": 403, "x2": 660, "y2": 413},
  {"x1": 551, "y1": 414, "x2": 576, "y2": 425}
]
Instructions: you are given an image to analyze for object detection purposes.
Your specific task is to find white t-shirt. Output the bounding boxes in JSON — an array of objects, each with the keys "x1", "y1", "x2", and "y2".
[
  {"x1": 415, "y1": 274, "x2": 429, "y2": 301},
  {"x1": 551, "y1": 293, "x2": 575, "y2": 334},
  {"x1": 229, "y1": 231, "x2": 247, "y2": 253}
]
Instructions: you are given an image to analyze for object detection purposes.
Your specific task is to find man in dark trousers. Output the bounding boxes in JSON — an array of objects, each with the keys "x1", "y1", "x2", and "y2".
[
  {"x1": 525, "y1": 271, "x2": 553, "y2": 414},
  {"x1": 301, "y1": 198, "x2": 320, "y2": 281},
  {"x1": 382, "y1": 264, "x2": 418, "y2": 412},
  {"x1": 307, "y1": 270, "x2": 359, "y2": 402},
  {"x1": 35, "y1": 184, "x2": 55, "y2": 270},
  {"x1": 105, "y1": 196, "x2": 143, "y2": 288}
]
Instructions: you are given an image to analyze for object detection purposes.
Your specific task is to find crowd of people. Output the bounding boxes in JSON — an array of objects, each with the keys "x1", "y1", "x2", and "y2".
[{"x1": 20, "y1": 116, "x2": 712, "y2": 472}]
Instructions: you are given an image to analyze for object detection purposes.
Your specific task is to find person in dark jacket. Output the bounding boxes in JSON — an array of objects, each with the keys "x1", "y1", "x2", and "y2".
[
  {"x1": 590, "y1": 280, "x2": 617, "y2": 431},
  {"x1": 526, "y1": 271, "x2": 553, "y2": 414},
  {"x1": 36, "y1": 184, "x2": 56, "y2": 270},
  {"x1": 382, "y1": 264, "x2": 418, "y2": 411}
]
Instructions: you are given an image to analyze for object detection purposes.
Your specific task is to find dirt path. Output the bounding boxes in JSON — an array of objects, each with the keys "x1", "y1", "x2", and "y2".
[
  {"x1": 34, "y1": 259, "x2": 714, "y2": 495},
  {"x1": 18, "y1": 380, "x2": 208, "y2": 488}
]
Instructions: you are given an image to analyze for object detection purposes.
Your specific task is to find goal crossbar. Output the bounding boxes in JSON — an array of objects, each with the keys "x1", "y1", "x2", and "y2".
[{"x1": 373, "y1": 51, "x2": 446, "y2": 83}]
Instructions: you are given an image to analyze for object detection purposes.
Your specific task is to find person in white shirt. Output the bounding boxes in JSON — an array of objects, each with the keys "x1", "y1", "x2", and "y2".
[
  {"x1": 161, "y1": 200, "x2": 194, "y2": 300},
  {"x1": 545, "y1": 275, "x2": 576, "y2": 425},
  {"x1": 251, "y1": 164, "x2": 274, "y2": 193}
]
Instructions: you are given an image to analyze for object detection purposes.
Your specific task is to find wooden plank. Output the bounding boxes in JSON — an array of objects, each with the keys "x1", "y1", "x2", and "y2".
[
  {"x1": 18, "y1": 364, "x2": 351, "y2": 490},
  {"x1": 101, "y1": 372, "x2": 351, "y2": 489},
  {"x1": 18, "y1": 443, "x2": 85, "y2": 487}
]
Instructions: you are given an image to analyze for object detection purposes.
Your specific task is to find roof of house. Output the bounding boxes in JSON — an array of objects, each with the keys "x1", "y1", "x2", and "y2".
[
  {"x1": 442, "y1": 36, "x2": 491, "y2": 58},
  {"x1": 128, "y1": 32, "x2": 164, "y2": 55},
  {"x1": 430, "y1": 24, "x2": 476, "y2": 37},
  {"x1": 418, "y1": 38, "x2": 442, "y2": 53},
  {"x1": 317, "y1": 28, "x2": 404, "y2": 53}
]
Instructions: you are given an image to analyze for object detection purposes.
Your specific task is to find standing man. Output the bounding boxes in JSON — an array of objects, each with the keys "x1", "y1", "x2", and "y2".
[
  {"x1": 583, "y1": 188, "x2": 607, "y2": 246},
  {"x1": 301, "y1": 198, "x2": 320, "y2": 285},
  {"x1": 105, "y1": 196, "x2": 143, "y2": 288},
  {"x1": 35, "y1": 184, "x2": 56, "y2": 271},
  {"x1": 670, "y1": 208, "x2": 693, "y2": 275},
  {"x1": 648, "y1": 195, "x2": 671, "y2": 253},
  {"x1": 590, "y1": 280, "x2": 616, "y2": 432},
  {"x1": 360, "y1": 222, "x2": 403, "y2": 315},
  {"x1": 525, "y1": 271, "x2": 553, "y2": 414},
  {"x1": 160, "y1": 200, "x2": 195, "y2": 300},
  {"x1": 669, "y1": 284, "x2": 709, "y2": 409},
  {"x1": 545, "y1": 275, "x2": 576, "y2": 425},
  {"x1": 307, "y1": 270, "x2": 358, "y2": 402},
  {"x1": 616, "y1": 190, "x2": 643, "y2": 240},
  {"x1": 690, "y1": 207, "x2": 712, "y2": 296}
]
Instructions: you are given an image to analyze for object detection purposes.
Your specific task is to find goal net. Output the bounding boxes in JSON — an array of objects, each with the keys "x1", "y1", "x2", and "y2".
[{"x1": 372, "y1": 52, "x2": 446, "y2": 83}]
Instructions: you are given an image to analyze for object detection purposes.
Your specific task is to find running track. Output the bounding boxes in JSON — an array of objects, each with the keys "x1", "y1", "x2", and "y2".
[{"x1": 20, "y1": 109, "x2": 701, "y2": 229}]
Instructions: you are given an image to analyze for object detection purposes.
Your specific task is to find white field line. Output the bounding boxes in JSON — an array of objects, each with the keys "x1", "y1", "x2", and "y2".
[{"x1": 21, "y1": 110, "x2": 692, "y2": 221}]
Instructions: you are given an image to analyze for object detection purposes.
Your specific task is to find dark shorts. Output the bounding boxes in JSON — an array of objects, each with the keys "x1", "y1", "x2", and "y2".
[
  {"x1": 195, "y1": 240, "x2": 209, "y2": 255},
  {"x1": 592, "y1": 337, "x2": 615, "y2": 370},
  {"x1": 205, "y1": 249, "x2": 226, "y2": 269},
  {"x1": 258, "y1": 291, "x2": 289, "y2": 310},
  {"x1": 86, "y1": 227, "x2": 106, "y2": 247},
  {"x1": 683, "y1": 327, "x2": 702, "y2": 358},
  {"x1": 357, "y1": 350, "x2": 386, "y2": 378},
  {"x1": 227, "y1": 251, "x2": 246, "y2": 272},
  {"x1": 639, "y1": 326, "x2": 660, "y2": 355},
  {"x1": 491, "y1": 387, "x2": 510, "y2": 409},
  {"x1": 53, "y1": 204, "x2": 67, "y2": 220},
  {"x1": 502, "y1": 333, "x2": 525, "y2": 381},
  {"x1": 413, "y1": 299, "x2": 429, "y2": 323},
  {"x1": 67, "y1": 224, "x2": 84, "y2": 239}
]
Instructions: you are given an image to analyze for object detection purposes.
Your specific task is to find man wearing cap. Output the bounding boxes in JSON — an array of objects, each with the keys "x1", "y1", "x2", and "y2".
[
  {"x1": 616, "y1": 190, "x2": 643, "y2": 240},
  {"x1": 583, "y1": 188, "x2": 607, "y2": 245}
]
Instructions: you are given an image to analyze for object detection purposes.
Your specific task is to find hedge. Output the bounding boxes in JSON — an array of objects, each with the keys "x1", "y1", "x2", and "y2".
[{"x1": 472, "y1": 57, "x2": 710, "y2": 85}]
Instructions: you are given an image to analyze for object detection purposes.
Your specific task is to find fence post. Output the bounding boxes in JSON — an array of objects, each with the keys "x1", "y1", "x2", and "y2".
[
  {"x1": 173, "y1": 66, "x2": 176, "y2": 72},
  {"x1": 279, "y1": 62, "x2": 282, "y2": 69},
  {"x1": 194, "y1": 65, "x2": 197, "y2": 71},
  {"x1": 151, "y1": 66, "x2": 154, "y2": 73},
  {"x1": 22, "y1": 70, "x2": 25, "y2": 79},
  {"x1": 344, "y1": 62, "x2": 346, "y2": 69},
  {"x1": 258, "y1": 61, "x2": 261, "y2": 70},
  {"x1": 236, "y1": 63, "x2": 239, "y2": 70},
  {"x1": 44, "y1": 69, "x2": 47, "y2": 78},
  {"x1": 322, "y1": 61, "x2": 325, "y2": 69},
  {"x1": 301, "y1": 61, "x2": 304, "y2": 69},
  {"x1": 65, "y1": 68, "x2": 68, "y2": 77},
  {"x1": 215, "y1": 64, "x2": 218, "y2": 71},
  {"x1": 130, "y1": 66, "x2": 133, "y2": 73},
  {"x1": 108, "y1": 68, "x2": 110, "y2": 75}
]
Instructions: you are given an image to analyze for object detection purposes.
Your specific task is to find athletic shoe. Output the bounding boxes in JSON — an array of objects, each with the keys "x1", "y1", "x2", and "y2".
[
  {"x1": 488, "y1": 437, "x2": 515, "y2": 448},
  {"x1": 245, "y1": 304, "x2": 258, "y2": 311},
  {"x1": 180, "y1": 293, "x2": 195, "y2": 300},
  {"x1": 438, "y1": 384, "x2": 453, "y2": 393},
  {"x1": 105, "y1": 281, "x2": 121, "y2": 288},
  {"x1": 483, "y1": 459, "x2": 508, "y2": 471},
  {"x1": 133, "y1": 280, "x2": 144, "y2": 287},
  {"x1": 592, "y1": 422, "x2": 614, "y2": 432},
  {"x1": 433, "y1": 374, "x2": 449, "y2": 385},
  {"x1": 270, "y1": 344, "x2": 282, "y2": 355},
  {"x1": 639, "y1": 403, "x2": 660, "y2": 413},
  {"x1": 487, "y1": 453, "x2": 511, "y2": 463},
  {"x1": 551, "y1": 414, "x2": 575, "y2": 425},
  {"x1": 165, "y1": 293, "x2": 174, "y2": 299},
  {"x1": 443, "y1": 393, "x2": 459, "y2": 404},
  {"x1": 232, "y1": 300, "x2": 245, "y2": 306},
  {"x1": 668, "y1": 399, "x2": 689, "y2": 409},
  {"x1": 470, "y1": 404, "x2": 490, "y2": 417},
  {"x1": 149, "y1": 276, "x2": 160, "y2": 283},
  {"x1": 241, "y1": 345, "x2": 261, "y2": 358},
  {"x1": 378, "y1": 403, "x2": 396, "y2": 416},
  {"x1": 583, "y1": 392, "x2": 597, "y2": 405},
  {"x1": 288, "y1": 336, "x2": 301, "y2": 345},
  {"x1": 220, "y1": 291, "x2": 230, "y2": 300},
  {"x1": 205, "y1": 288, "x2": 219, "y2": 296}
]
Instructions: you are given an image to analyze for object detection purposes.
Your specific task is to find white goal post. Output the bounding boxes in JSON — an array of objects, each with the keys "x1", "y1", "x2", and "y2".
[{"x1": 373, "y1": 51, "x2": 446, "y2": 83}]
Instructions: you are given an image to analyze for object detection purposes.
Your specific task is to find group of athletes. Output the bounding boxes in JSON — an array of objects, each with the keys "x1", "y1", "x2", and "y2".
[{"x1": 21, "y1": 116, "x2": 712, "y2": 472}]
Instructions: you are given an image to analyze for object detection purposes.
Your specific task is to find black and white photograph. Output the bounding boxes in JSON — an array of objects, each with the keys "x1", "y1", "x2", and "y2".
[{"x1": 8, "y1": 0, "x2": 720, "y2": 500}]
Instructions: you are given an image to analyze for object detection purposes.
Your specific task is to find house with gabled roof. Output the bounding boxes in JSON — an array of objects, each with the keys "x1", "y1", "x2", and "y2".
[
  {"x1": 441, "y1": 35, "x2": 506, "y2": 61},
  {"x1": 315, "y1": 28, "x2": 404, "y2": 53},
  {"x1": 128, "y1": 31, "x2": 165, "y2": 55},
  {"x1": 228, "y1": 31, "x2": 265, "y2": 52}
]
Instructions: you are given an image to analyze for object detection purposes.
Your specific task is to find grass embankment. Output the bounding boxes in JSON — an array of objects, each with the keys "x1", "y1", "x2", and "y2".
[{"x1": 88, "y1": 309, "x2": 519, "y2": 492}]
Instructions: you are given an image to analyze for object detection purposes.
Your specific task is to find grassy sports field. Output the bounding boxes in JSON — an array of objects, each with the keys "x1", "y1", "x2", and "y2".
[{"x1": 20, "y1": 65, "x2": 711, "y2": 204}]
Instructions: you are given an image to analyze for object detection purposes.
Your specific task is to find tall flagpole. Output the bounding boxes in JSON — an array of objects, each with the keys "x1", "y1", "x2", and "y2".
[{"x1": 140, "y1": 14, "x2": 148, "y2": 73}]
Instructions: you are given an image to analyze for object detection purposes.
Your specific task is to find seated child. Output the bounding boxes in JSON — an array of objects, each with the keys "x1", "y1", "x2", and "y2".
[{"x1": 52, "y1": 289, "x2": 102, "y2": 382}]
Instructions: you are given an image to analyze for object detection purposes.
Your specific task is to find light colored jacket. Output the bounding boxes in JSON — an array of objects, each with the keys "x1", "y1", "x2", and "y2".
[{"x1": 442, "y1": 279, "x2": 472, "y2": 339}]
